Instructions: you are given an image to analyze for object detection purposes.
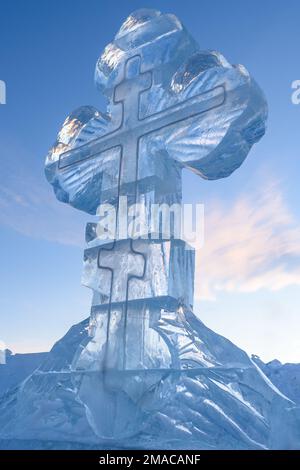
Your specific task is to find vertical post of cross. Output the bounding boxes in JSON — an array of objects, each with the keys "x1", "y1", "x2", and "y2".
[{"x1": 113, "y1": 55, "x2": 152, "y2": 199}]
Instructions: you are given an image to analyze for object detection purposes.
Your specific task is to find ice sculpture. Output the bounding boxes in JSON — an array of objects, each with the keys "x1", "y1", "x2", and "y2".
[
  {"x1": 2, "y1": 9, "x2": 300, "y2": 451},
  {"x1": 44, "y1": 9, "x2": 268, "y2": 439}
]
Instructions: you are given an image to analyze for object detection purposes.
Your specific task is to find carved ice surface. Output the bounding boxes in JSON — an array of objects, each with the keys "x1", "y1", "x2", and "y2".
[
  {"x1": 44, "y1": 6, "x2": 267, "y2": 420},
  {"x1": 3, "y1": 8, "x2": 300, "y2": 450},
  {"x1": 1, "y1": 314, "x2": 300, "y2": 449},
  {"x1": 45, "y1": 8, "x2": 267, "y2": 215}
]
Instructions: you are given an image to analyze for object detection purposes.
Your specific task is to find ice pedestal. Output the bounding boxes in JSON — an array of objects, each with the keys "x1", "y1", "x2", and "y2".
[
  {"x1": 74, "y1": 302, "x2": 173, "y2": 371},
  {"x1": 72, "y1": 369, "x2": 171, "y2": 440},
  {"x1": 1, "y1": 308, "x2": 300, "y2": 449}
]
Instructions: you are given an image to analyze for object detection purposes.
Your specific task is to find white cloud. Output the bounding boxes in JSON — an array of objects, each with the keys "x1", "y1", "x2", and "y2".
[
  {"x1": 196, "y1": 180, "x2": 300, "y2": 300},
  {"x1": 0, "y1": 170, "x2": 87, "y2": 247},
  {"x1": 0, "y1": 183, "x2": 86, "y2": 246},
  {"x1": 0, "y1": 134, "x2": 90, "y2": 247}
]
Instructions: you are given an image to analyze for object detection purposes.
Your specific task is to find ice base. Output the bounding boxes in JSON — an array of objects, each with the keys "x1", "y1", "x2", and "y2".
[{"x1": 1, "y1": 307, "x2": 299, "y2": 450}]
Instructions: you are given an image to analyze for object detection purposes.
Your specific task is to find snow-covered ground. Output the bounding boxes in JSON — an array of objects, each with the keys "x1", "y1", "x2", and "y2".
[
  {"x1": 252, "y1": 355, "x2": 300, "y2": 405},
  {"x1": 0, "y1": 351, "x2": 47, "y2": 397}
]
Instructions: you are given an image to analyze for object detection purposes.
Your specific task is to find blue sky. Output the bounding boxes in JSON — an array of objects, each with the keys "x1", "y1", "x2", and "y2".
[{"x1": 0, "y1": 0, "x2": 300, "y2": 362}]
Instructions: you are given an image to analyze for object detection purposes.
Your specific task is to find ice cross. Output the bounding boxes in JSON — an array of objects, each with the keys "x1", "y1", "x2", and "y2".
[
  {"x1": 46, "y1": 9, "x2": 267, "y2": 375},
  {"x1": 58, "y1": 55, "x2": 225, "y2": 198}
]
